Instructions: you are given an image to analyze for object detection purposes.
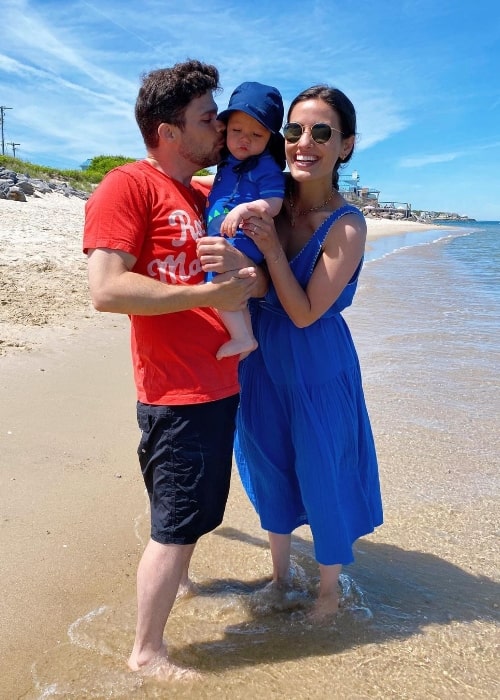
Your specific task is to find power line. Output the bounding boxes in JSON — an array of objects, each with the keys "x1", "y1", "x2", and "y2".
[
  {"x1": 0, "y1": 106, "x2": 13, "y2": 156},
  {"x1": 7, "y1": 141, "x2": 20, "y2": 158}
]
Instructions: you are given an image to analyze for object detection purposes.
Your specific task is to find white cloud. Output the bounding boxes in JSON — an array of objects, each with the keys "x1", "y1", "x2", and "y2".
[
  {"x1": 400, "y1": 139, "x2": 500, "y2": 168},
  {"x1": 399, "y1": 152, "x2": 464, "y2": 167}
]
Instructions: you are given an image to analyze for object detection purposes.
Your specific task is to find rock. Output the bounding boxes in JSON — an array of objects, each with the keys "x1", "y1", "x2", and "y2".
[
  {"x1": 16, "y1": 180, "x2": 35, "y2": 195},
  {"x1": 27, "y1": 179, "x2": 53, "y2": 194},
  {"x1": 7, "y1": 186, "x2": 27, "y2": 202},
  {"x1": 0, "y1": 166, "x2": 89, "y2": 202}
]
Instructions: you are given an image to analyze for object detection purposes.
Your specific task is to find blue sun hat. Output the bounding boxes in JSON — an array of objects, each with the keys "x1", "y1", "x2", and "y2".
[{"x1": 218, "y1": 81, "x2": 284, "y2": 134}]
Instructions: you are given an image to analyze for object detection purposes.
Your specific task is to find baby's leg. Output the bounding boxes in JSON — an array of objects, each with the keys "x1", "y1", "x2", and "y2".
[{"x1": 216, "y1": 308, "x2": 258, "y2": 360}]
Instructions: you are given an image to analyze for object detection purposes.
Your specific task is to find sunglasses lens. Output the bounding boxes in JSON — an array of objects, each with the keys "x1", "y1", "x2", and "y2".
[
  {"x1": 283, "y1": 123, "x2": 302, "y2": 143},
  {"x1": 283, "y1": 123, "x2": 334, "y2": 144},
  {"x1": 311, "y1": 124, "x2": 332, "y2": 143}
]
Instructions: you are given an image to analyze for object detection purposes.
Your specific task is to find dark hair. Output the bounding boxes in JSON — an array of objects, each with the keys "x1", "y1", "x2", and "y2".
[
  {"x1": 135, "y1": 59, "x2": 221, "y2": 148},
  {"x1": 288, "y1": 85, "x2": 356, "y2": 189},
  {"x1": 268, "y1": 132, "x2": 286, "y2": 171}
]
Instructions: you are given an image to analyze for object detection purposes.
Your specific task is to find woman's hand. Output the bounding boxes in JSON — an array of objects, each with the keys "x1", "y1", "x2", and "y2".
[{"x1": 241, "y1": 207, "x2": 283, "y2": 264}]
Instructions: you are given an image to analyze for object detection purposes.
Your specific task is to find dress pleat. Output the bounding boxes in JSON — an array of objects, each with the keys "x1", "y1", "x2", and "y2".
[{"x1": 235, "y1": 205, "x2": 383, "y2": 565}]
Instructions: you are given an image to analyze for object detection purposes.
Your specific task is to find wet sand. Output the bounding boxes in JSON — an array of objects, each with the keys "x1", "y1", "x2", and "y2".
[{"x1": 0, "y1": 195, "x2": 497, "y2": 699}]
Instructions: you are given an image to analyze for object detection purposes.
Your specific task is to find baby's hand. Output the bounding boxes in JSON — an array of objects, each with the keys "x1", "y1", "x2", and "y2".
[{"x1": 219, "y1": 209, "x2": 243, "y2": 238}]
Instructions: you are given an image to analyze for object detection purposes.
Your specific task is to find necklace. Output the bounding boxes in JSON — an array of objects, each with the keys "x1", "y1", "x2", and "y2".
[{"x1": 289, "y1": 188, "x2": 335, "y2": 227}]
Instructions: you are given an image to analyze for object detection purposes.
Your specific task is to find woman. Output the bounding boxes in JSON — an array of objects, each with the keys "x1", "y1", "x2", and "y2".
[{"x1": 233, "y1": 85, "x2": 383, "y2": 619}]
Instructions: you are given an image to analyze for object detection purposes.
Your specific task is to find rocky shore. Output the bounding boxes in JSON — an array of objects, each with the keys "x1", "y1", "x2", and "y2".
[{"x1": 0, "y1": 165, "x2": 89, "y2": 201}]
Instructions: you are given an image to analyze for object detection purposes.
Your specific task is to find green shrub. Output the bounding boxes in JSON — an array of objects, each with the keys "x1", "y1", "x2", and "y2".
[
  {"x1": 83, "y1": 155, "x2": 136, "y2": 180},
  {"x1": 0, "y1": 154, "x2": 212, "y2": 192}
]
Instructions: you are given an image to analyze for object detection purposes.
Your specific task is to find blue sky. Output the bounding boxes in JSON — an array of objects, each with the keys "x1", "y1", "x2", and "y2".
[{"x1": 1, "y1": 0, "x2": 499, "y2": 220}]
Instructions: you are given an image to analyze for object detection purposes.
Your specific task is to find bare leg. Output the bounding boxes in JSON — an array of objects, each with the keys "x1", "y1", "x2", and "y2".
[
  {"x1": 310, "y1": 563, "x2": 342, "y2": 620},
  {"x1": 176, "y1": 548, "x2": 198, "y2": 599},
  {"x1": 268, "y1": 532, "x2": 292, "y2": 587},
  {"x1": 128, "y1": 539, "x2": 198, "y2": 679},
  {"x1": 216, "y1": 308, "x2": 258, "y2": 360}
]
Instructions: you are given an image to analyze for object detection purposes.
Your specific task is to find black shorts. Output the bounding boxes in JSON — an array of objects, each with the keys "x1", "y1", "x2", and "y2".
[{"x1": 136, "y1": 395, "x2": 239, "y2": 545}]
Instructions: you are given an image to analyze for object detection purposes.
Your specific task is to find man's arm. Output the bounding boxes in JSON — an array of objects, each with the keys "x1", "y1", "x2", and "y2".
[{"x1": 87, "y1": 248, "x2": 258, "y2": 315}]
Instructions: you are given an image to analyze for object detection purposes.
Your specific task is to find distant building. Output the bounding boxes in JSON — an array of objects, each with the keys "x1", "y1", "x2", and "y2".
[
  {"x1": 80, "y1": 158, "x2": 92, "y2": 170},
  {"x1": 339, "y1": 171, "x2": 380, "y2": 206},
  {"x1": 339, "y1": 170, "x2": 360, "y2": 196}
]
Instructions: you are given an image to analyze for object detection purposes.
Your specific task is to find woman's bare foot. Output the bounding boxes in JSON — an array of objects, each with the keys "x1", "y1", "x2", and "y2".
[
  {"x1": 309, "y1": 563, "x2": 342, "y2": 621},
  {"x1": 308, "y1": 591, "x2": 340, "y2": 621}
]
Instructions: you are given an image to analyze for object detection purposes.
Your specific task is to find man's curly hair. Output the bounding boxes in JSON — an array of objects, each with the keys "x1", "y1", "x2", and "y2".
[{"x1": 135, "y1": 59, "x2": 221, "y2": 148}]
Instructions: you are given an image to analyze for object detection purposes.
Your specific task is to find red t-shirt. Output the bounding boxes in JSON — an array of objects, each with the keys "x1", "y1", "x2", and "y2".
[{"x1": 83, "y1": 160, "x2": 239, "y2": 405}]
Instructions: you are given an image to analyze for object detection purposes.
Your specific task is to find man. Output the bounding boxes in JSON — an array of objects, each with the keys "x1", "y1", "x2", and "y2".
[{"x1": 83, "y1": 60, "x2": 264, "y2": 680}]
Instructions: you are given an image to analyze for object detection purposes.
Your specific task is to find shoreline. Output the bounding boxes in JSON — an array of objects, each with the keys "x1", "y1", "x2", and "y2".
[{"x1": 0, "y1": 194, "x2": 444, "y2": 357}]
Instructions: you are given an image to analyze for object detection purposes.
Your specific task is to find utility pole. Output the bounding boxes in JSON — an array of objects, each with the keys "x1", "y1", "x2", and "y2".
[
  {"x1": 7, "y1": 142, "x2": 20, "y2": 158},
  {"x1": 0, "y1": 106, "x2": 13, "y2": 156}
]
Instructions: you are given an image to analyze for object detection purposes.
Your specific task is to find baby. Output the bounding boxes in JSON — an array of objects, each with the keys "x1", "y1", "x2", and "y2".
[{"x1": 205, "y1": 81, "x2": 286, "y2": 359}]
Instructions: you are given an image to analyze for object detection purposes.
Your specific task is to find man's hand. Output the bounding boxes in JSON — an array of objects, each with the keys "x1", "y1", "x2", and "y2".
[
  {"x1": 197, "y1": 237, "x2": 269, "y2": 299},
  {"x1": 206, "y1": 267, "x2": 258, "y2": 311},
  {"x1": 197, "y1": 236, "x2": 247, "y2": 274}
]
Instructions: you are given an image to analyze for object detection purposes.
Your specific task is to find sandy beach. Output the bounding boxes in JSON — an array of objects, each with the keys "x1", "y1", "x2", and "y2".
[
  {"x1": 0, "y1": 194, "x2": 441, "y2": 357},
  {"x1": 1, "y1": 195, "x2": 497, "y2": 700}
]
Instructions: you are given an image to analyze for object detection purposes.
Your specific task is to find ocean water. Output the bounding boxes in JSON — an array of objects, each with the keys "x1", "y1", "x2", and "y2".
[
  {"x1": 26, "y1": 222, "x2": 499, "y2": 699},
  {"x1": 365, "y1": 221, "x2": 499, "y2": 301},
  {"x1": 349, "y1": 221, "x2": 499, "y2": 500},
  {"x1": 354, "y1": 221, "x2": 499, "y2": 433}
]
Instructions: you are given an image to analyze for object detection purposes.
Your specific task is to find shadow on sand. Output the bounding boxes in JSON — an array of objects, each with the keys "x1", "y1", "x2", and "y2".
[{"x1": 174, "y1": 526, "x2": 499, "y2": 671}]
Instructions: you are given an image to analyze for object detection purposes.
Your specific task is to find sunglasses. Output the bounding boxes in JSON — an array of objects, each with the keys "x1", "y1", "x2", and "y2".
[{"x1": 283, "y1": 122, "x2": 343, "y2": 144}]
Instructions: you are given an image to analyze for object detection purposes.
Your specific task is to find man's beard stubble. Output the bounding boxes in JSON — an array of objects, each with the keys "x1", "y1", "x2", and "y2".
[{"x1": 178, "y1": 138, "x2": 223, "y2": 171}]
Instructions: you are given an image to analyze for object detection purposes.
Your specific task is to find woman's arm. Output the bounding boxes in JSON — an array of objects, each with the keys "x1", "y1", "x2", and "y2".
[{"x1": 246, "y1": 211, "x2": 366, "y2": 327}]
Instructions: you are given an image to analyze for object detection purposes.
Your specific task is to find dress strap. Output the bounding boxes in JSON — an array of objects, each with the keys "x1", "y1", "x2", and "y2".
[
  {"x1": 315, "y1": 204, "x2": 364, "y2": 249},
  {"x1": 304, "y1": 204, "x2": 364, "y2": 280}
]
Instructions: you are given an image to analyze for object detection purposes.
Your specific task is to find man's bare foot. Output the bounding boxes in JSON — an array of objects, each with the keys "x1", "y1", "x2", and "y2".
[
  {"x1": 308, "y1": 592, "x2": 339, "y2": 622},
  {"x1": 129, "y1": 648, "x2": 200, "y2": 681},
  {"x1": 176, "y1": 578, "x2": 199, "y2": 600},
  {"x1": 138, "y1": 658, "x2": 201, "y2": 681},
  {"x1": 216, "y1": 338, "x2": 258, "y2": 360}
]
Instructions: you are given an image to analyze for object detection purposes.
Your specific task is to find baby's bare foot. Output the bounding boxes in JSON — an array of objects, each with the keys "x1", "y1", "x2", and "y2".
[{"x1": 216, "y1": 338, "x2": 258, "y2": 360}]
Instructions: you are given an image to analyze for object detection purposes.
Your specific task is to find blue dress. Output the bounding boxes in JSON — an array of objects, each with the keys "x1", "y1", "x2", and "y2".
[{"x1": 234, "y1": 204, "x2": 383, "y2": 566}]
